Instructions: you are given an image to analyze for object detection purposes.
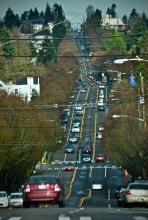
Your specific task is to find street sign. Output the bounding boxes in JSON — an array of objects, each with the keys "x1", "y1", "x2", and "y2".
[
  {"x1": 129, "y1": 74, "x2": 136, "y2": 86},
  {"x1": 139, "y1": 96, "x2": 144, "y2": 104}
]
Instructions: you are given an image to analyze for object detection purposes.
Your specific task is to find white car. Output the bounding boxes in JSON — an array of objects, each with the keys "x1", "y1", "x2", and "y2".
[
  {"x1": 91, "y1": 183, "x2": 103, "y2": 190},
  {"x1": 75, "y1": 106, "x2": 83, "y2": 115},
  {"x1": 98, "y1": 126, "x2": 104, "y2": 131},
  {"x1": 0, "y1": 191, "x2": 9, "y2": 208},
  {"x1": 97, "y1": 132, "x2": 103, "y2": 139},
  {"x1": 9, "y1": 192, "x2": 23, "y2": 207},
  {"x1": 71, "y1": 124, "x2": 80, "y2": 133}
]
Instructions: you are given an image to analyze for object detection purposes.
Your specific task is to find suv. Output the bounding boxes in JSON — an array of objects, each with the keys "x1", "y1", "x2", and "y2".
[{"x1": 23, "y1": 175, "x2": 65, "y2": 208}]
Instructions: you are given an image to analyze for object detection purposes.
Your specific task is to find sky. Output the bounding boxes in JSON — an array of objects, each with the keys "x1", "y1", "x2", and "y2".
[{"x1": 0, "y1": 0, "x2": 148, "y2": 28}]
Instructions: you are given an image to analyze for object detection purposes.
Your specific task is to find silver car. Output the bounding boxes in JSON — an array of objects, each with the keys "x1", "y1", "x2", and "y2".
[{"x1": 123, "y1": 182, "x2": 148, "y2": 205}]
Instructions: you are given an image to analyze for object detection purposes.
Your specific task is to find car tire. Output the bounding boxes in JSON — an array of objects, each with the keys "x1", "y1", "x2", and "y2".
[
  {"x1": 23, "y1": 201, "x2": 30, "y2": 208},
  {"x1": 117, "y1": 201, "x2": 123, "y2": 207},
  {"x1": 59, "y1": 200, "x2": 65, "y2": 208}
]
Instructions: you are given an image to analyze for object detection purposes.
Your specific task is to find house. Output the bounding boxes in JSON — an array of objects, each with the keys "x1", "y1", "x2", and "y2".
[
  {"x1": 101, "y1": 14, "x2": 126, "y2": 32},
  {"x1": 0, "y1": 77, "x2": 40, "y2": 102},
  {"x1": 31, "y1": 18, "x2": 45, "y2": 32}
]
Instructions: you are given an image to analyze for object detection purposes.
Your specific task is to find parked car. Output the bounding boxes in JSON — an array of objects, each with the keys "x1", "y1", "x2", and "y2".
[
  {"x1": 95, "y1": 154, "x2": 105, "y2": 162},
  {"x1": 97, "y1": 132, "x2": 103, "y2": 139},
  {"x1": 0, "y1": 191, "x2": 9, "y2": 208},
  {"x1": 60, "y1": 113, "x2": 68, "y2": 123},
  {"x1": 63, "y1": 108, "x2": 70, "y2": 116},
  {"x1": 23, "y1": 175, "x2": 65, "y2": 208},
  {"x1": 82, "y1": 154, "x2": 91, "y2": 163},
  {"x1": 65, "y1": 144, "x2": 74, "y2": 153},
  {"x1": 121, "y1": 182, "x2": 148, "y2": 206},
  {"x1": 64, "y1": 163, "x2": 75, "y2": 171},
  {"x1": 9, "y1": 192, "x2": 23, "y2": 208}
]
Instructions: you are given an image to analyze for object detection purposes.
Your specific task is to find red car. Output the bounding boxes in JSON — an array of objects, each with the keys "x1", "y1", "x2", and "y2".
[
  {"x1": 64, "y1": 163, "x2": 75, "y2": 171},
  {"x1": 23, "y1": 175, "x2": 65, "y2": 208},
  {"x1": 95, "y1": 154, "x2": 105, "y2": 162}
]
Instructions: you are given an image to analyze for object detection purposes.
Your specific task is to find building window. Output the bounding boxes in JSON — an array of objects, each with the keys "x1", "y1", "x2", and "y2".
[{"x1": 15, "y1": 89, "x2": 18, "y2": 95}]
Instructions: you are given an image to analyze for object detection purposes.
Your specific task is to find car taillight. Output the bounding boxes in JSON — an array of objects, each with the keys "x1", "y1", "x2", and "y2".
[
  {"x1": 54, "y1": 184, "x2": 61, "y2": 192},
  {"x1": 125, "y1": 190, "x2": 131, "y2": 196},
  {"x1": 24, "y1": 184, "x2": 30, "y2": 192}
]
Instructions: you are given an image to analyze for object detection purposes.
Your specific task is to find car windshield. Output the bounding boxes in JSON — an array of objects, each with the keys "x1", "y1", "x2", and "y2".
[
  {"x1": 129, "y1": 184, "x2": 148, "y2": 190},
  {"x1": 10, "y1": 194, "x2": 22, "y2": 199},
  {"x1": 29, "y1": 176, "x2": 56, "y2": 184},
  {"x1": 0, "y1": 192, "x2": 7, "y2": 197}
]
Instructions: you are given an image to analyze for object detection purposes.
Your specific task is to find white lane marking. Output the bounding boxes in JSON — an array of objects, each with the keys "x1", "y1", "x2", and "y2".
[
  {"x1": 58, "y1": 216, "x2": 70, "y2": 220},
  {"x1": 133, "y1": 217, "x2": 148, "y2": 220},
  {"x1": 104, "y1": 166, "x2": 107, "y2": 178},
  {"x1": 89, "y1": 165, "x2": 92, "y2": 178},
  {"x1": 9, "y1": 217, "x2": 22, "y2": 220},
  {"x1": 80, "y1": 217, "x2": 92, "y2": 220}
]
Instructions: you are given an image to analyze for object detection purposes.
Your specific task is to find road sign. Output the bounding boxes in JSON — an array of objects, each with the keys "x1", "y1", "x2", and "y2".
[{"x1": 129, "y1": 75, "x2": 136, "y2": 86}]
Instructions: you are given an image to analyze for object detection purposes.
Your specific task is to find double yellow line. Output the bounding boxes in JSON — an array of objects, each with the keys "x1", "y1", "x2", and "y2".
[
  {"x1": 78, "y1": 189, "x2": 92, "y2": 207},
  {"x1": 65, "y1": 87, "x2": 90, "y2": 199},
  {"x1": 77, "y1": 86, "x2": 98, "y2": 207}
]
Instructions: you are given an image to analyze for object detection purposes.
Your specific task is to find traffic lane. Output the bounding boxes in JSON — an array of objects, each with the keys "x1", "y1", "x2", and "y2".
[
  {"x1": 70, "y1": 165, "x2": 90, "y2": 198},
  {"x1": 83, "y1": 165, "x2": 108, "y2": 207},
  {"x1": 66, "y1": 164, "x2": 92, "y2": 207},
  {"x1": 1, "y1": 207, "x2": 148, "y2": 220}
]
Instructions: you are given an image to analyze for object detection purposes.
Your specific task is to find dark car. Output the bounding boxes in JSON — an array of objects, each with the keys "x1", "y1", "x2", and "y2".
[
  {"x1": 23, "y1": 175, "x2": 65, "y2": 208},
  {"x1": 82, "y1": 147, "x2": 92, "y2": 154},
  {"x1": 65, "y1": 144, "x2": 74, "y2": 153},
  {"x1": 60, "y1": 114, "x2": 68, "y2": 123}
]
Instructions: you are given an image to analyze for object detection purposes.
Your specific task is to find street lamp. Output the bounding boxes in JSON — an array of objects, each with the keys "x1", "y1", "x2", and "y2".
[
  {"x1": 112, "y1": 114, "x2": 144, "y2": 122},
  {"x1": 114, "y1": 56, "x2": 148, "y2": 64},
  {"x1": 113, "y1": 57, "x2": 146, "y2": 127}
]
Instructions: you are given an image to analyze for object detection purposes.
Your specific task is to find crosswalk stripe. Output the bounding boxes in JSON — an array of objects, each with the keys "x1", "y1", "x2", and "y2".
[
  {"x1": 133, "y1": 217, "x2": 148, "y2": 220},
  {"x1": 58, "y1": 216, "x2": 71, "y2": 220},
  {"x1": 9, "y1": 218, "x2": 22, "y2": 220},
  {"x1": 80, "y1": 217, "x2": 92, "y2": 220}
]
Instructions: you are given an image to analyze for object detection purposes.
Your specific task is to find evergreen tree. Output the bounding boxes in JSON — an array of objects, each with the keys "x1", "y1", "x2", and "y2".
[
  {"x1": 52, "y1": 3, "x2": 65, "y2": 22},
  {"x1": 44, "y1": 3, "x2": 53, "y2": 25},
  {"x1": 40, "y1": 11, "x2": 44, "y2": 19},
  {"x1": 4, "y1": 8, "x2": 21, "y2": 29},
  {"x1": 34, "y1": 7, "x2": 39, "y2": 19},
  {"x1": 52, "y1": 23, "x2": 67, "y2": 47},
  {"x1": 28, "y1": 9, "x2": 34, "y2": 20},
  {"x1": 106, "y1": 7, "x2": 112, "y2": 17},
  {"x1": 111, "y1": 4, "x2": 116, "y2": 18},
  {"x1": 38, "y1": 40, "x2": 56, "y2": 64},
  {"x1": 86, "y1": 5, "x2": 95, "y2": 20},
  {"x1": 122, "y1": 14, "x2": 128, "y2": 24},
  {"x1": 21, "y1": 11, "x2": 29, "y2": 20}
]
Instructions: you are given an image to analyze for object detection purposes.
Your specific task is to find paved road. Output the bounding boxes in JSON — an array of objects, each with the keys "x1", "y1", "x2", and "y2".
[{"x1": 0, "y1": 207, "x2": 148, "y2": 220}]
